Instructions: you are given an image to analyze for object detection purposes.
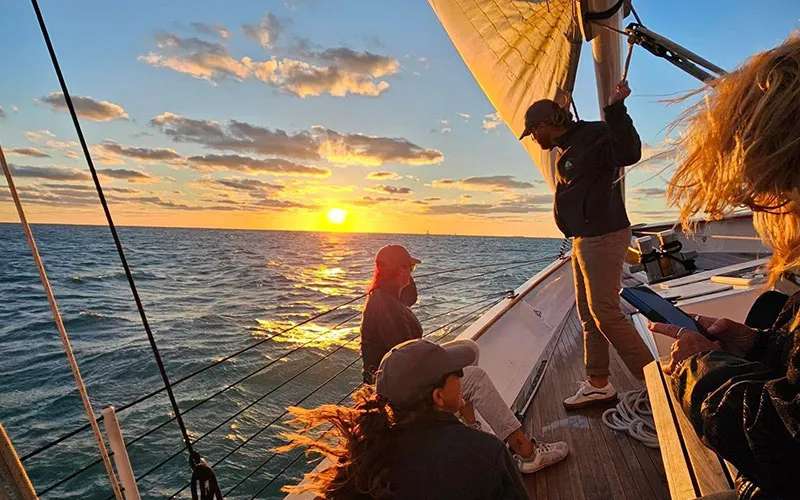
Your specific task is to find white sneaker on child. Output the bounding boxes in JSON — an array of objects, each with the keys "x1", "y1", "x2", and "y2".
[
  {"x1": 514, "y1": 440, "x2": 569, "y2": 474},
  {"x1": 563, "y1": 380, "x2": 617, "y2": 409}
]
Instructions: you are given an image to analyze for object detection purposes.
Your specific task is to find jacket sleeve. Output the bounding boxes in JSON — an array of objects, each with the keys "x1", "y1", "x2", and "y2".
[
  {"x1": 496, "y1": 447, "x2": 529, "y2": 499},
  {"x1": 671, "y1": 346, "x2": 800, "y2": 498},
  {"x1": 602, "y1": 101, "x2": 642, "y2": 167}
]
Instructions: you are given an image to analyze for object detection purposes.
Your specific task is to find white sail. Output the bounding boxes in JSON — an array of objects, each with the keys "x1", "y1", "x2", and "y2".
[{"x1": 428, "y1": 0, "x2": 583, "y2": 189}]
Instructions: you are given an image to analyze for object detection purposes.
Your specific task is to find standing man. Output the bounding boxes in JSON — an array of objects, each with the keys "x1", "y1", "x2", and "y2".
[{"x1": 519, "y1": 81, "x2": 653, "y2": 409}]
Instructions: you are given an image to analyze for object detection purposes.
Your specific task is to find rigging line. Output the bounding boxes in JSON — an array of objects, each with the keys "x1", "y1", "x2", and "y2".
[
  {"x1": 0, "y1": 148, "x2": 125, "y2": 500},
  {"x1": 424, "y1": 297, "x2": 504, "y2": 340},
  {"x1": 414, "y1": 289, "x2": 511, "y2": 311},
  {"x1": 40, "y1": 311, "x2": 361, "y2": 496},
  {"x1": 225, "y1": 385, "x2": 360, "y2": 497},
  {"x1": 414, "y1": 255, "x2": 554, "y2": 280},
  {"x1": 417, "y1": 258, "x2": 555, "y2": 294},
  {"x1": 165, "y1": 356, "x2": 363, "y2": 499},
  {"x1": 417, "y1": 294, "x2": 508, "y2": 324},
  {"x1": 29, "y1": 0, "x2": 198, "y2": 466},
  {"x1": 21, "y1": 292, "x2": 366, "y2": 462}
]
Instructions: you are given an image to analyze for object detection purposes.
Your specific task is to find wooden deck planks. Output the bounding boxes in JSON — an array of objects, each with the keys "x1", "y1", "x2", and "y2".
[{"x1": 522, "y1": 308, "x2": 669, "y2": 500}]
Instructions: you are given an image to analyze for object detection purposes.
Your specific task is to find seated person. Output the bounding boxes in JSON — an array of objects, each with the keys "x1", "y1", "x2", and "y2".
[
  {"x1": 648, "y1": 34, "x2": 800, "y2": 500},
  {"x1": 281, "y1": 338, "x2": 529, "y2": 499},
  {"x1": 360, "y1": 244, "x2": 568, "y2": 473}
]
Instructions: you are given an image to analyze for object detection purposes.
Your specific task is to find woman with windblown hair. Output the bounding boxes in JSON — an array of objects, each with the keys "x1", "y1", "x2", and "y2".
[
  {"x1": 647, "y1": 34, "x2": 800, "y2": 499},
  {"x1": 279, "y1": 338, "x2": 529, "y2": 499}
]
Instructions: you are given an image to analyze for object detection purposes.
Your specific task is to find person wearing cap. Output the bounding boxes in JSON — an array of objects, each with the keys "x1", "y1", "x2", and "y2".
[
  {"x1": 520, "y1": 81, "x2": 653, "y2": 409},
  {"x1": 281, "y1": 338, "x2": 529, "y2": 499},
  {"x1": 360, "y1": 244, "x2": 568, "y2": 474}
]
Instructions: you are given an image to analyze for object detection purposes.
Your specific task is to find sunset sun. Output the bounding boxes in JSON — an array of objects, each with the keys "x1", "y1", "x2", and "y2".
[{"x1": 326, "y1": 208, "x2": 348, "y2": 225}]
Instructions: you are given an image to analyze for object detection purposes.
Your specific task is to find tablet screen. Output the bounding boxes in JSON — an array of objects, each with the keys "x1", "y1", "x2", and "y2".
[{"x1": 620, "y1": 286, "x2": 700, "y2": 331}]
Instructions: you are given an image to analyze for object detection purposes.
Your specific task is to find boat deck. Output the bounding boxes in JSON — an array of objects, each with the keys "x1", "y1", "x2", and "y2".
[{"x1": 521, "y1": 307, "x2": 670, "y2": 500}]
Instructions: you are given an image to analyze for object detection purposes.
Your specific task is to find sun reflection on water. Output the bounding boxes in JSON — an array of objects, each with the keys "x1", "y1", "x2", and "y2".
[{"x1": 254, "y1": 317, "x2": 361, "y2": 350}]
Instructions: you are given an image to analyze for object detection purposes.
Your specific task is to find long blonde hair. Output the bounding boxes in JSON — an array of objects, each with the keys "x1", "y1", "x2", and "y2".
[{"x1": 668, "y1": 33, "x2": 800, "y2": 288}]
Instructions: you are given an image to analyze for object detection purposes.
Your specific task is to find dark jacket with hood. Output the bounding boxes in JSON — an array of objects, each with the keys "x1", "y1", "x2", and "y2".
[
  {"x1": 671, "y1": 291, "x2": 800, "y2": 499},
  {"x1": 553, "y1": 101, "x2": 641, "y2": 237}
]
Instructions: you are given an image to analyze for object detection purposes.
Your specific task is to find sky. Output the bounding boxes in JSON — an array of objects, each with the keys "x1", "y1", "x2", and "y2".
[{"x1": 0, "y1": 0, "x2": 797, "y2": 237}]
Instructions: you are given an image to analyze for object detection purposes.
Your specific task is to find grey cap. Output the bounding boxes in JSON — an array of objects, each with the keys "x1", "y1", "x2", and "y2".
[{"x1": 375, "y1": 339, "x2": 477, "y2": 408}]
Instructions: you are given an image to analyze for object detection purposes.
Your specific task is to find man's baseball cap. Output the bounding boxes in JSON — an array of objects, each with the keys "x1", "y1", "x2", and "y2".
[
  {"x1": 376, "y1": 339, "x2": 477, "y2": 408},
  {"x1": 518, "y1": 99, "x2": 561, "y2": 140},
  {"x1": 375, "y1": 244, "x2": 421, "y2": 268}
]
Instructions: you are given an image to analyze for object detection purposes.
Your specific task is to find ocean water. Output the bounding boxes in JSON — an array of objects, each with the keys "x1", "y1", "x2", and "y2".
[{"x1": 0, "y1": 223, "x2": 560, "y2": 499}]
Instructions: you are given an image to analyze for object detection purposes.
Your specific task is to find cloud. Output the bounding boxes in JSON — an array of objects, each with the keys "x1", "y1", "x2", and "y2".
[
  {"x1": 191, "y1": 22, "x2": 230, "y2": 39},
  {"x1": 312, "y1": 48, "x2": 399, "y2": 78},
  {"x1": 10, "y1": 165, "x2": 89, "y2": 181},
  {"x1": 140, "y1": 32, "x2": 399, "y2": 98},
  {"x1": 366, "y1": 171, "x2": 401, "y2": 180},
  {"x1": 267, "y1": 58, "x2": 391, "y2": 97},
  {"x1": 243, "y1": 13, "x2": 282, "y2": 48},
  {"x1": 432, "y1": 175, "x2": 537, "y2": 191},
  {"x1": 197, "y1": 177, "x2": 284, "y2": 194},
  {"x1": 314, "y1": 128, "x2": 443, "y2": 166},
  {"x1": 424, "y1": 194, "x2": 551, "y2": 215},
  {"x1": 151, "y1": 112, "x2": 442, "y2": 167},
  {"x1": 99, "y1": 168, "x2": 157, "y2": 183},
  {"x1": 368, "y1": 184, "x2": 412, "y2": 195},
  {"x1": 187, "y1": 153, "x2": 330, "y2": 177},
  {"x1": 457, "y1": 112, "x2": 470, "y2": 121},
  {"x1": 631, "y1": 187, "x2": 666, "y2": 198},
  {"x1": 39, "y1": 92, "x2": 128, "y2": 122},
  {"x1": 139, "y1": 34, "x2": 252, "y2": 82},
  {"x1": 482, "y1": 112, "x2": 502, "y2": 131},
  {"x1": 25, "y1": 130, "x2": 79, "y2": 158},
  {"x1": 151, "y1": 112, "x2": 319, "y2": 159},
  {"x1": 8, "y1": 147, "x2": 50, "y2": 158},
  {"x1": 95, "y1": 141, "x2": 183, "y2": 163},
  {"x1": 352, "y1": 196, "x2": 397, "y2": 206},
  {"x1": 437, "y1": 119, "x2": 452, "y2": 135}
]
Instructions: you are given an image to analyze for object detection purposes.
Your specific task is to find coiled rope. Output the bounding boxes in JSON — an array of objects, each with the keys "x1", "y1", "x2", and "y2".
[
  {"x1": 601, "y1": 389, "x2": 659, "y2": 448},
  {"x1": 0, "y1": 147, "x2": 124, "y2": 499}
]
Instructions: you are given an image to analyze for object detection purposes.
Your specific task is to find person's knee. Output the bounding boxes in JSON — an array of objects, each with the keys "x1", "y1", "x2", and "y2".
[{"x1": 588, "y1": 302, "x2": 625, "y2": 325}]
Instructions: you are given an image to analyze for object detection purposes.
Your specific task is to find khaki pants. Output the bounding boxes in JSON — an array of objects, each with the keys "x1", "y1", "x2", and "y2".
[{"x1": 572, "y1": 227, "x2": 652, "y2": 380}]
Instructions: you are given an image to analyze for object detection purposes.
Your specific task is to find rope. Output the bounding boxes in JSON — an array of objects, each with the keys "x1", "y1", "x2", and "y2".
[
  {"x1": 29, "y1": 0, "x2": 221, "y2": 494},
  {"x1": 0, "y1": 147, "x2": 124, "y2": 500},
  {"x1": 601, "y1": 389, "x2": 659, "y2": 448},
  {"x1": 622, "y1": 40, "x2": 635, "y2": 82}
]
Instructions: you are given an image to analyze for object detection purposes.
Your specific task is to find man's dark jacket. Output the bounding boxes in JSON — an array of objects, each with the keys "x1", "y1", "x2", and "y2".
[
  {"x1": 671, "y1": 292, "x2": 800, "y2": 499},
  {"x1": 553, "y1": 101, "x2": 641, "y2": 237}
]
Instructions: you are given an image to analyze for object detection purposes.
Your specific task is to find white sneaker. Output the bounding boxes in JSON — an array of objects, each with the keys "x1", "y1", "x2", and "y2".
[
  {"x1": 563, "y1": 380, "x2": 617, "y2": 410},
  {"x1": 514, "y1": 440, "x2": 569, "y2": 474}
]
